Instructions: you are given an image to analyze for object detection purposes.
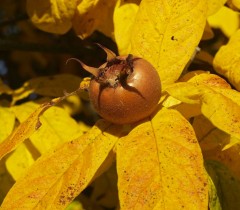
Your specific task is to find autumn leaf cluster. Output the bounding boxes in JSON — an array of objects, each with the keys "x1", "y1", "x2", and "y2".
[{"x1": 1, "y1": 0, "x2": 240, "y2": 210}]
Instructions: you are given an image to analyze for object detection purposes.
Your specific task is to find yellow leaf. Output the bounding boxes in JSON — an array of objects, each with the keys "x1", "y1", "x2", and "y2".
[
  {"x1": 11, "y1": 100, "x2": 84, "y2": 154},
  {"x1": 113, "y1": 0, "x2": 139, "y2": 55},
  {"x1": 192, "y1": 115, "x2": 221, "y2": 151},
  {"x1": 126, "y1": 0, "x2": 141, "y2": 3},
  {"x1": 205, "y1": 160, "x2": 240, "y2": 209},
  {"x1": 90, "y1": 164, "x2": 118, "y2": 208},
  {"x1": 0, "y1": 79, "x2": 12, "y2": 95},
  {"x1": 204, "y1": 144, "x2": 240, "y2": 179},
  {"x1": 5, "y1": 143, "x2": 35, "y2": 181},
  {"x1": 162, "y1": 95, "x2": 182, "y2": 108},
  {"x1": 213, "y1": 29, "x2": 240, "y2": 91},
  {"x1": 78, "y1": 121, "x2": 91, "y2": 133},
  {"x1": 73, "y1": 0, "x2": 117, "y2": 39},
  {"x1": 117, "y1": 108, "x2": 208, "y2": 209},
  {"x1": 130, "y1": 0, "x2": 207, "y2": 89},
  {"x1": 207, "y1": 0, "x2": 227, "y2": 16},
  {"x1": 1, "y1": 120, "x2": 123, "y2": 210},
  {"x1": 0, "y1": 161, "x2": 14, "y2": 204},
  {"x1": 0, "y1": 98, "x2": 62, "y2": 160},
  {"x1": 194, "y1": 115, "x2": 240, "y2": 152},
  {"x1": 26, "y1": 0, "x2": 78, "y2": 34},
  {"x1": 165, "y1": 82, "x2": 202, "y2": 104},
  {"x1": 166, "y1": 72, "x2": 230, "y2": 120},
  {"x1": 201, "y1": 22, "x2": 214, "y2": 40},
  {"x1": 162, "y1": 93, "x2": 201, "y2": 119},
  {"x1": 201, "y1": 127, "x2": 230, "y2": 151},
  {"x1": 12, "y1": 74, "x2": 82, "y2": 104},
  {"x1": 208, "y1": 6, "x2": 240, "y2": 37},
  {"x1": 201, "y1": 88, "x2": 240, "y2": 143},
  {"x1": 174, "y1": 103, "x2": 202, "y2": 119},
  {"x1": 166, "y1": 82, "x2": 240, "y2": 148},
  {"x1": 0, "y1": 107, "x2": 15, "y2": 143},
  {"x1": 183, "y1": 73, "x2": 240, "y2": 107},
  {"x1": 195, "y1": 50, "x2": 214, "y2": 65},
  {"x1": 227, "y1": 0, "x2": 240, "y2": 11},
  {"x1": 59, "y1": 94, "x2": 83, "y2": 116},
  {"x1": 187, "y1": 72, "x2": 231, "y2": 89},
  {"x1": 178, "y1": 70, "x2": 206, "y2": 82}
]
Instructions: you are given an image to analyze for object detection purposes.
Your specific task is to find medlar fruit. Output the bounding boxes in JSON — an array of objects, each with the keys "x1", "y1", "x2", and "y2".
[{"x1": 69, "y1": 45, "x2": 161, "y2": 124}]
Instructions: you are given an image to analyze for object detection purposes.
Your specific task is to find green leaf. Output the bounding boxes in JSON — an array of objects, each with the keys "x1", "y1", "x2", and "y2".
[
  {"x1": 205, "y1": 160, "x2": 240, "y2": 210},
  {"x1": 207, "y1": 170, "x2": 222, "y2": 210},
  {"x1": 65, "y1": 201, "x2": 84, "y2": 210}
]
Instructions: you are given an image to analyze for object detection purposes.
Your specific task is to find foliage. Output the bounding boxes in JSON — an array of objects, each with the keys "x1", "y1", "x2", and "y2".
[{"x1": 1, "y1": 0, "x2": 240, "y2": 209}]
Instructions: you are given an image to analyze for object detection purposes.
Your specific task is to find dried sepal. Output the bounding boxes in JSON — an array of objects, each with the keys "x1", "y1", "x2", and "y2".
[
  {"x1": 96, "y1": 43, "x2": 116, "y2": 61},
  {"x1": 66, "y1": 58, "x2": 99, "y2": 77}
]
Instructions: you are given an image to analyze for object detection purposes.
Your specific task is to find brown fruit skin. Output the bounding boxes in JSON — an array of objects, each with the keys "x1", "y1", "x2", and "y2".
[{"x1": 88, "y1": 56, "x2": 161, "y2": 124}]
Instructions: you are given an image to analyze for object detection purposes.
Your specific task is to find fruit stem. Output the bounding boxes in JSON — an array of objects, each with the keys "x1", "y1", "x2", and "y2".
[{"x1": 66, "y1": 58, "x2": 99, "y2": 77}]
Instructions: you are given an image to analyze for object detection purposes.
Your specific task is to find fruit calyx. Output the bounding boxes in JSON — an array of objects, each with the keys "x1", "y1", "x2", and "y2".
[
  {"x1": 97, "y1": 54, "x2": 135, "y2": 88},
  {"x1": 67, "y1": 45, "x2": 135, "y2": 88}
]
